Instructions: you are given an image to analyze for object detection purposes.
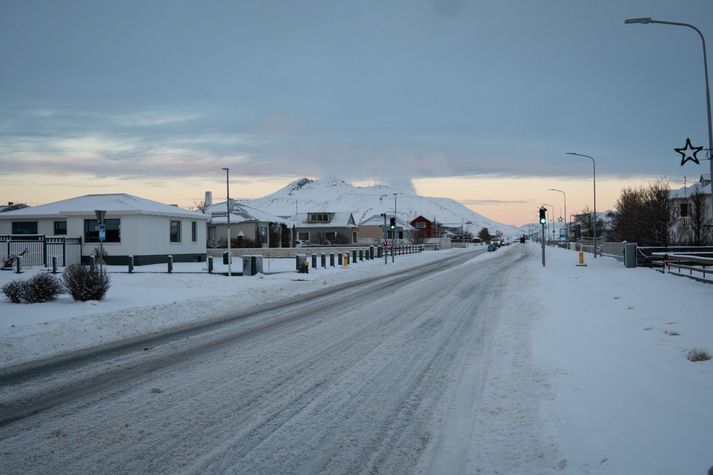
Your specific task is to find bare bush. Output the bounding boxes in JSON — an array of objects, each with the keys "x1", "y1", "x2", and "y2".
[
  {"x1": 2, "y1": 280, "x2": 26, "y2": 303},
  {"x1": 23, "y1": 273, "x2": 64, "y2": 303},
  {"x1": 62, "y1": 264, "x2": 111, "y2": 301}
]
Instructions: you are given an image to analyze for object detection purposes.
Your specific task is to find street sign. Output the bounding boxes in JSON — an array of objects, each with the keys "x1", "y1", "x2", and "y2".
[
  {"x1": 95, "y1": 209, "x2": 106, "y2": 223},
  {"x1": 99, "y1": 224, "x2": 106, "y2": 242}
]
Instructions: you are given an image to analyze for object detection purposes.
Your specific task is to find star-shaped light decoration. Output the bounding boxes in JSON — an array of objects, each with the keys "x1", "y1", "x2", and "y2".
[{"x1": 675, "y1": 137, "x2": 703, "y2": 166}]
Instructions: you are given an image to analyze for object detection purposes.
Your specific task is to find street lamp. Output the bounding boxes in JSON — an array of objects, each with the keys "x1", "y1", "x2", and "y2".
[
  {"x1": 548, "y1": 188, "x2": 567, "y2": 247},
  {"x1": 567, "y1": 152, "x2": 598, "y2": 258},
  {"x1": 392, "y1": 193, "x2": 398, "y2": 263},
  {"x1": 222, "y1": 167, "x2": 232, "y2": 277},
  {"x1": 625, "y1": 17, "x2": 712, "y2": 221},
  {"x1": 543, "y1": 203, "x2": 556, "y2": 245}
]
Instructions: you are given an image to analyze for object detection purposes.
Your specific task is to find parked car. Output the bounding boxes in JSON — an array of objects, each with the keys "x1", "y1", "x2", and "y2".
[{"x1": 487, "y1": 242, "x2": 498, "y2": 252}]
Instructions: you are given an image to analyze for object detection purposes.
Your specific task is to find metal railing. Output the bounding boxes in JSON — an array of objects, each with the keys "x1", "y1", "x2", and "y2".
[
  {"x1": 650, "y1": 251, "x2": 713, "y2": 282},
  {"x1": 0, "y1": 235, "x2": 82, "y2": 267}
]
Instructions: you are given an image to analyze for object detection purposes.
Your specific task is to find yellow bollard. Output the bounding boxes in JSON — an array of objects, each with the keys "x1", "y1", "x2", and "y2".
[
  {"x1": 576, "y1": 250, "x2": 587, "y2": 267},
  {"x1": 343, "y1": 254, "x2": 349, "y2": 268}
]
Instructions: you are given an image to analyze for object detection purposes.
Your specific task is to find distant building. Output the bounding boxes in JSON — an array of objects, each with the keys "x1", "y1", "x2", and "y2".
[
  {"x1": 358, "y1": 214, "x2": 413, "y2": 245},
  {"x1": 292, "y1": 211, "x2": 357, "y2": 245},
  {"x1": 410, "y1": 215, "x2": 435, "y2": 238},
  {"x1": 206, "y1": 198, "x2": 292, "y2": 248}
]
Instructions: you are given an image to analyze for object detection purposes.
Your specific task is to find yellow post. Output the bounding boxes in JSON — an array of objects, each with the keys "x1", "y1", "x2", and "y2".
[
  {"x1": 576, "y1": 250, "x2": 587, "y2": 267},
  {"x1": 343, "y1": 254, "x2": 349, "y2": 268}
]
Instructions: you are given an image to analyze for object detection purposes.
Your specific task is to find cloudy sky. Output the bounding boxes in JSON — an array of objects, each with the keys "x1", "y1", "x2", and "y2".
[{"x1": 1, "y1": 0, "x2": 712, "y2": 225}]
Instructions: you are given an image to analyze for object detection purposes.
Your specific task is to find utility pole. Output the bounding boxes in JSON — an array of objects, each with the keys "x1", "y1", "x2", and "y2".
[{"x1": 222, "y1": 167, "x2": 231, "y2": 277}]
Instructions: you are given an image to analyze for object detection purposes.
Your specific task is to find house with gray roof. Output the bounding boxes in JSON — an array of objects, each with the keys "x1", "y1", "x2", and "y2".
[
  {"x1": 292, "y1": 211, "x2": 358, "y2": 245},
  {"x1": 206, "y1": 200, "x2": 293, "y2": 248}
]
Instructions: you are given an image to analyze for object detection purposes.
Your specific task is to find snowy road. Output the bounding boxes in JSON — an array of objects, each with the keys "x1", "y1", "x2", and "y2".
[{"x1": 0, "y1": 245, "x2": 559, "y2": 474}]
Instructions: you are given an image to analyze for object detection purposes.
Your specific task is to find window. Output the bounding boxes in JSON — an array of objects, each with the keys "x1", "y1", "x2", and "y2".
[
  {"x1": 352, "y1": 231, "x2": 357, "y2": 243},
  {"x1": 54, "y1": 221, "x2": 67, "y2": 235},
  {"x1": 298, "y1": 232, "x2": 310, "y2": 241},
  {"x1": 191, "y1": 221, "x2": 197, "y2": 242},
  {"x1": 170, "y1": 220, "x2": 181, "y2": 243},
  {"x1": 84, "y1": 219, "x2": 120, "y2": 243},
  {"x1": 325, "y1": 231, "x2": 337, "y2": 242},
  {"x1": 680, "y1": 203, "x2": 689, "y2": 217},
  {"x1": 308, "y1": 213, "x2": 331, "y2": 223},
  {"x1": 12, "y1": 222, "x2": 38, "y2": 234},
  {"x1": 415, "y1": 222, "x2": 426, "y2": 229}
]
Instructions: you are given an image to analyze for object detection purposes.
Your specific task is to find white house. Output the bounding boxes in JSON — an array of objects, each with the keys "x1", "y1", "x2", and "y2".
[{"x1": 0, "y1": 193, "x2": 209, "y2": 265}]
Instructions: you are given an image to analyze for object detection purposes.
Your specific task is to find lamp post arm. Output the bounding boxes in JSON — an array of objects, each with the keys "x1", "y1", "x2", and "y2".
[{"x1": 650, "y1": 20, "x2": 712, "y2": 161}]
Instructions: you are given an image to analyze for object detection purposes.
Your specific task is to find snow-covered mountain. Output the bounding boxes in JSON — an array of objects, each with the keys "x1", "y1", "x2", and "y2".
[{"x1": 246, "y1": 178, "x2": 518, "y2": 237}]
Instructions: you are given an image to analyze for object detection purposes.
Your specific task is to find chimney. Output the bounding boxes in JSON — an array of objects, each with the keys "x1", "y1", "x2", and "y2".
[{"x1": 205, "y1": 191, "x2": 213, "y2": 208}]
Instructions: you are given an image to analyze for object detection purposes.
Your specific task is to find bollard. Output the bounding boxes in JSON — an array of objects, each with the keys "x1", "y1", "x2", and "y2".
[
  {"x1": 129, "y1": 255, "x2": 134, "y2": 274},
  {"x1": 352, "y1": 249, "x2": 357, "y2": 264},
  {"x1": 52, "y1": 255, "x2": 58, "y2": 274},
  {"x1": 378, "y1": 246, "x2": 383, "y2": 258},
  {"x1": 359, "y1": 249, "x2": 364, "y2": 262},
  {"x1": 343, "y1": 253, "x2": 349, "y2": 268},
  {"x1": 311, "y1": 254, "x2": 317, "y2": 269},
  {"x1": 168, "y1": 255, "x2": 173, "y2": 273},
  {"x1": 207, "y1": 256, "x2": 213, "y2": 273},
  {"x1": 15, "y1": 255, "x2": 22, "y2": 274},
  {"x1": 90, "y1": 255, "x2": 96, "y2": 272},
  {"x1": 576, "y1": 251, "x2": 587, "y2": 267},
  {"x1": 296, "y1": 254, "x2": 307, "y2": 273},
  {"x1": 369, "y1": 246, "x2": 374, "y2": 260},
  {"x1": 338, "y1": 253, "x2": 343, "y2": 266},
  {"x1": 330, "y1": 253, "x2": 335, "y2": 267},
  {"x1": 223, "y1": 251, "x2": 230, "y2": 265},
  {"x1": 321, "y1": 253, "x2": 326, "y2": 268}
]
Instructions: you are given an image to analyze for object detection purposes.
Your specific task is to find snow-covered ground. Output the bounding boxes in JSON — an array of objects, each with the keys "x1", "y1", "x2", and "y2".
[
  {"x1": 526, "y1": 246, "x2": 713, "y2": 474},
  {"x1": 0, "y1": 248, "x2": 472, "y2": 368},
  {"x1": 1, "y1": 243, "x2": 711, "y2": 473}
]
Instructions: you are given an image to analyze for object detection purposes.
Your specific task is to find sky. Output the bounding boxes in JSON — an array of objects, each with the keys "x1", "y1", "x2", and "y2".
[{"x1": 1, "y1": 0, "x2": 712, "y2": 226}]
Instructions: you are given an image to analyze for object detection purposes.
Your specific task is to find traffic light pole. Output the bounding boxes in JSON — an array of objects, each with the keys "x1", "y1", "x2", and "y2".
[
  {"x1": 541, "y1": 222, "x2": 546, "y2": 267},
  {"x1": 382, "y1": 213, "x2": 388, "y2": 265}
]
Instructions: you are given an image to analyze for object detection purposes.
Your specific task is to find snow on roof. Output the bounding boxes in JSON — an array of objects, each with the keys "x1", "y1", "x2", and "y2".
[
  {"x1": 209, "y1": 202, "x2": 292, "y2": 225},
  {"x1": 359, "y1": 214, "x2": 414, "y2": 229},
  {"x1": 0, "y1": 194, "x2": 208, "y2": 220},
  {"x1": 670, "y1": 183, "x2": 711, "y2": 199},
  {"x1": 292, "y1": 211, "x2": 356, "y2": 228}
]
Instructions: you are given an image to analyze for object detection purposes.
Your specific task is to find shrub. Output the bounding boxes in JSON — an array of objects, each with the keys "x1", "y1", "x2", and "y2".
[
  {"x1": 2, "y1": 273, "x2": 63, "y2": 303},
  {"x1": 23, "y1": 273, "x2": 64, "y2": 303},
  {"x1": 62, "y1": 264, "x2": 111, "y2": 301},
  {"x1": 2, "y1": 280, "x2": 26, "y2": 303}
]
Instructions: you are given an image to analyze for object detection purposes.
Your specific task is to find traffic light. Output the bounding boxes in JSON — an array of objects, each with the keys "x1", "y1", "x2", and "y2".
[
  {"x1": 389, "y1": 217, "x2": 396, "y2": 230},
  {"x1": 539, "y1": 207, "x2": 547, "y2": 225}
]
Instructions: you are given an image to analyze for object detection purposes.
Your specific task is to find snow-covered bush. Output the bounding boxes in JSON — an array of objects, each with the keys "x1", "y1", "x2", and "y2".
[
  {"x1": 23, "y1": 273, "x2": 64, "y2": 303},
  {"x1": 2, "y1": 273, "x2": 64, "y2": 303},
  {"x1": 687, "y1": 348, "x2": 711, "y2": 362},
  {"x1": 2, "y1": 280, "x2": 26, "y2": 303},
  {"x1": 62, "y1": 264, "x2": 111, "y2": 301}
]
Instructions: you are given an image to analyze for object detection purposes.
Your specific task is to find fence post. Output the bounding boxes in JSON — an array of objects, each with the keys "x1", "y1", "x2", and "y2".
[
  {"x1": 129, "y1": 255, "x2": 134, "y2": 274},
  {"x1": 207, "y1": 256, "x2": 213, "y2": 274},
  {"x1": 43, "y1": 235, "x2": 48, "y2": 267},
  {"x1": 90, "y1": 255, "x2": 96, "y2": 272},
  {"x1": 62, "y1": 238, "x2": 66, "y2": 266},
  {"x1": 15, "y1": 255, "x2": 22, "y2": 274},
  {"x1": 167, "y1": 255, "x2": 173, "y2": 273},
  {"x1": 52, "y1": 255, "x2": 58, "y2": 274}
]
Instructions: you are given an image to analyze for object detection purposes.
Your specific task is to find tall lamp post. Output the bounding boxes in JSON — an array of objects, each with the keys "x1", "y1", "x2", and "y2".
[
  {"x1": 567, "y1": 152, "x2": 597, "y2": 258},
  {"x1": 392, "y1": 193, "x2": 398, "y2": 263},
  {"x1": 543, "y1": 203, "x2": 556, "y2": 245},
  {"x1": 222, "y1": 167, "x2": 232, "y2": 277},
  {"x1": 548, "y1": 188, "x2": 567, "y2": 247},
  {"x1": 625, "y1": 17, "x2": 712, "y2": 221}
]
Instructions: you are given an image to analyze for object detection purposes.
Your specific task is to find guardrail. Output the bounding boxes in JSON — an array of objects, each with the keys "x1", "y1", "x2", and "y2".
[{"x1": 650, "y1": 251, "x2": 713, "y2": 282}]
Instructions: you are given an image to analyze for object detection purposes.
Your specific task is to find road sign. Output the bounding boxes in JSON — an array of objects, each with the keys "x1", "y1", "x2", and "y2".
[{"x1": 99, "y1": 224, "x2": 106, "y2": 242}]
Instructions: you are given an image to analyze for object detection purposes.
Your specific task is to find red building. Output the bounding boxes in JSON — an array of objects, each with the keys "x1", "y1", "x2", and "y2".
[{"x1": 410, "y1": 215, "x2": 435, "y2": 238}]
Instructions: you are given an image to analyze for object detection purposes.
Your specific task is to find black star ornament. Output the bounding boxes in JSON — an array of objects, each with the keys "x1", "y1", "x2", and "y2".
[{"x1": 675, "y1": 137, "x2": 703, "y2": 166}]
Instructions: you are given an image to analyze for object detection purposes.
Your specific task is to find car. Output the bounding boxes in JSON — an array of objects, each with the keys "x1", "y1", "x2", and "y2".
[{"x1": 487, "y1": 242, "x2": 498, "y2": 252}]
